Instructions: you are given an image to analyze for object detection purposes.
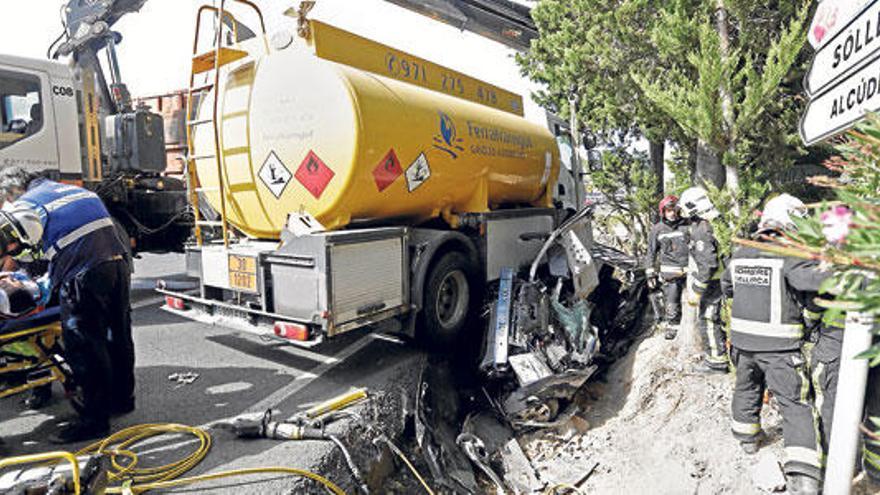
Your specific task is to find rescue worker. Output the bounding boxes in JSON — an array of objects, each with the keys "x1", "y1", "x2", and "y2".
[
  {"x1": 721, "y1": 194, "x2": 827, "y2": 494},
  {"x1": 645, "y1": 195, "x2": 689, "y2": 339},
  {"x1": 678, "y1": 187, "x2": 728, "y2": 372},
  {"x1": 0, "y1": 166, "x2": 133, "y2": 443}
]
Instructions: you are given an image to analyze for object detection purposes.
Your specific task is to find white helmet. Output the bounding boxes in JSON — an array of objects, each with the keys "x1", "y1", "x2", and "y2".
[
  {"x1": 0, "y1": 207, "x2": 43, "y2": 251},
  {"x1": 758, "y1": 194, "x2": 806, "y2": 233},
  {"x1": 678, "y1": 187, "x2": 719, "y2": 221}
]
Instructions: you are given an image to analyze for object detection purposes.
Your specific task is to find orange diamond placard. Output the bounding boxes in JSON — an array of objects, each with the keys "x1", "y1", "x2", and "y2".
[{"x1": 295, "y1": 150, "x2": 335, "y2": 199}]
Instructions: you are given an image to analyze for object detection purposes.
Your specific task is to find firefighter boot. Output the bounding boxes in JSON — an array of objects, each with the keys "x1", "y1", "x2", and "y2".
[
  {"x1": 740, "y1": 441, "x2": 759, "y2": 455},
  {"x1": 786, "y1": 473, "x2": 820, "y2": 495}
]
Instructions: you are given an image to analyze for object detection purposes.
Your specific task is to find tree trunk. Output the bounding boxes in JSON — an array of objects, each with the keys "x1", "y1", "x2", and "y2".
[
  {"x1": 696, "y1": 139, "x2": 724, "y2": 188},
  {"x1": 649, "y1": 139, "x2": 665, "y2": 197},
  {"x1": 715, "y1": 0, "x2": 738, "y2": 193}
]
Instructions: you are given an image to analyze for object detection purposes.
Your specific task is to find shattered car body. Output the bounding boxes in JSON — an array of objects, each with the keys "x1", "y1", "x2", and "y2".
[
  {"x1": 480, "y1": 207, "x2": 641, "y2": 429},
  {"x1": 411, "y1": 206, "x2": 649, "y2": 493}
]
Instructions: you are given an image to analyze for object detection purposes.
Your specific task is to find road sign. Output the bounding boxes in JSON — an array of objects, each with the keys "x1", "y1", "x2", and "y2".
[
  {"x1": 805, "y1": 0, "x2": 880, "y2": 95},
  {"x1": 800, "y1": 50, "x2": 880, "y2": 145}
]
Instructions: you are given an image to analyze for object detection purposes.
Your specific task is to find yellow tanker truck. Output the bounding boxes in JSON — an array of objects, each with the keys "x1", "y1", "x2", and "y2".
[{"x1": 160, "y1": 2, "x2": 587, "y2": 348}]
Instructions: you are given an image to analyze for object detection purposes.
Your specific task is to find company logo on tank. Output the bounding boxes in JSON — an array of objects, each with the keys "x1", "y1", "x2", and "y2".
[
  {"x1": 433, "y1": 112, "x2": 465, "y2": 159},
  {"x1": 465, "y1": 121, "x2": 534, "y2": 159}
]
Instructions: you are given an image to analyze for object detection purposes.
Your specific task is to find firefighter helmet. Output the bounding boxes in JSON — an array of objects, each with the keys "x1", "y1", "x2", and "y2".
[
  {"x1": 0, "y1": 207, "x2": 43, "y2": 256},
  {"x1": 658, "y1": 195, "x2": 679, "y2": 216},
  {"x1": 758, "y1": 194, "x2": 806, "y2": 233},
  {"x1": 678, "y1": 187, "x2": 719, "y2": 220}
]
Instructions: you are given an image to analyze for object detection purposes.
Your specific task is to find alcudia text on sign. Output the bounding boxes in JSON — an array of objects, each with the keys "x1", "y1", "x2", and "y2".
[
  {"x1": 806, "y1": 0, "x2": 880, "y2": 95},
  {"x1": 800, "y1": 51, "x2": 880, "y2": 145}
]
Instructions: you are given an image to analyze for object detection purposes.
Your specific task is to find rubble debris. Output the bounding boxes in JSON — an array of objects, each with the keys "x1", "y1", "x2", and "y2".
[
  {"x1": 498, "y1": 437, "x2": 542, "y2": 494},
  {"x1": 457, "y1": 433, "x2": 508, "y2": 493},
  {"x1": 752, "y1": 451, "x2": 786, "y2": 492}
]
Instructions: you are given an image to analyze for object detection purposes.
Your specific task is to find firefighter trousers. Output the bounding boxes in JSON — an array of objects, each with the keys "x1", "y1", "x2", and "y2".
[
  {"x1": 699, "y1": 281, "x2": 727, "y2": 369},
  {"x1": 661, "y1": 276, "x2": 685, "y2": 327},
  {"x1": 809, "y1": 334, "x2": 841, "y2": 453},
  {"x1": 731, "y1": 348, "x2": 822, "y2": 479}
]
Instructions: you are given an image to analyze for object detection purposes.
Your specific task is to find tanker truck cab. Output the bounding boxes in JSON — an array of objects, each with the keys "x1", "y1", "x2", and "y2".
[
  {"x1": 160, "y1": 6, "x2": 589, "y2": 349},
  {"x1": 0, "y1": 55, "x2": 81, "y2": 177}
]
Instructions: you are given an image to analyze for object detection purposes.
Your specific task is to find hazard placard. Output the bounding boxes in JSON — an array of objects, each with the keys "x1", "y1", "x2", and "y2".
[
  {"x1": 259, "y1": 151, "x2": 292, "y2": 199},
  {"x1": 405, "y1": 153, "x2": 431, "y2": 192},
  {"x1": 295, "y1": 150, "x2": 335, "y2": 199},
  {"x1": 372, "y1": 149, "x2": 403, "y2": 192}
]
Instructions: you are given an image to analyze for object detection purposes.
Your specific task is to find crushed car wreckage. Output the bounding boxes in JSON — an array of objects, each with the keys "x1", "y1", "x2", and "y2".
[{"x1": 410, "y1": 207, "x2": 649, "y2": 493}]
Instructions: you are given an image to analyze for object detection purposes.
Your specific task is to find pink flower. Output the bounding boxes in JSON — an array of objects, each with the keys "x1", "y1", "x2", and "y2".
[{"x1": 821, "y1": 206, "x2": 853, "y2": 245}]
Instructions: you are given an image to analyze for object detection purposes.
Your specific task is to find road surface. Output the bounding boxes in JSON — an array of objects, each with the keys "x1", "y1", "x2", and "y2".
[{"x1": 0, "y1": 253, "x2": 425, "y2": 493}]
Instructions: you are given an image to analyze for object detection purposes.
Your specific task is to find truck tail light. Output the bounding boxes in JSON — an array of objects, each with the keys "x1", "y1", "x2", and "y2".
[
  {"x1": 274, "y1": 322, "x2": 310, "y2": 341},
  {"x1": 165, "y1": 296, "x2": 187, "y2": 310}
]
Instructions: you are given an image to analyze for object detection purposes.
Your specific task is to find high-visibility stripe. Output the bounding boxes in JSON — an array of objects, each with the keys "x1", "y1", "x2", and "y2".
[
  {"x1": 786, "y1": 446, "x2": 821, "y2": 468},
  {"x1": 732, "y1": 420, "x2": 761, "y2": 436},
  {"x1": 658, "y1": 232, "x2": 685, "y2": 240},
  {"x1": 803, "y1": 308, "x2": 823, "y2": 321},
  {"x1": 693, "y1": 279, "x2": 707, "y2": 289},
  {"x1": 44, "y1": 217, "x2": 115, "y2": 260},
  {"x1": 660, "y1": 265, "x2": 687, "y2": 274},
  {"x1": 704, "y1": 304, "x2": 723, "y2": 360},
  {"x1": 730, "y1": 318, "x2": 803, "y2": 339},
  {"x1": 43, "y1": 191, "x2": 95, "y2": 213}
]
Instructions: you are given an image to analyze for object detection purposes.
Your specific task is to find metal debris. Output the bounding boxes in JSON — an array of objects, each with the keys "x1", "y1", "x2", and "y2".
[{"x1": 167, "y1": 371, "x2": 200, "y2": 386}]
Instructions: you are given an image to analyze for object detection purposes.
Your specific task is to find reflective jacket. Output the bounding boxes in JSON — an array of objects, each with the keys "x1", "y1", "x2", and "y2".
[
  {"x1": 689, "y1": 219, "x2": 719, "y2": 295},
  {"x1": 14, "y1": 179, "x2": 126, "y2": 289},
  {"x1": 721, "y1": 243, "x2": 829, "y2": 352},
  {"x1": 645, "y1": 219, "x2": 689, "y2": 279}
]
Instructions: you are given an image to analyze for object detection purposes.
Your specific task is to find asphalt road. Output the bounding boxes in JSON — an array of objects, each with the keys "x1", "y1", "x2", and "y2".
[{"x1": 0, "y1": 253, "x2": 425, "y2": 493}]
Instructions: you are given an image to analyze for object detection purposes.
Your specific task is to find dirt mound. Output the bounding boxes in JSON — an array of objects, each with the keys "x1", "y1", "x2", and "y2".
[{"x1": 523, "y1": 329, "x2": 789, "y2": 494}]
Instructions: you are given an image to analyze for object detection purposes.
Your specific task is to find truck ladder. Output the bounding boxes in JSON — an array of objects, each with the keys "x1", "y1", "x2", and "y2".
[{"x1": 185, "y1": 0, "x2": 267, "y2": 247}]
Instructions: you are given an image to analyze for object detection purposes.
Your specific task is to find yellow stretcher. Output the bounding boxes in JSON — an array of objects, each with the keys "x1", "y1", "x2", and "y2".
[{"x1": 0, "y1": 308, "x2": 66, "y2": 399}]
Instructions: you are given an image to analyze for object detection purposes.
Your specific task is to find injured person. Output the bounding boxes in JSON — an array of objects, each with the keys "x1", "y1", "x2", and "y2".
[
  {"x1": 0, "y1": 271, "x2": 49, "y2": 318},
  {"x1": 0, "y1": 270, "x2": 57, "y2": 410}
]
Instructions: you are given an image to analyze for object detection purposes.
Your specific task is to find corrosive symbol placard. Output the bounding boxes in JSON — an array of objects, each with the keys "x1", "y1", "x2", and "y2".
[
  {"x1": 373, "y1": 149, "x2": 403, "y2": 192},
  {"x1": 295, "y1": 150, "x2": 335, "y2": 199},
  {"x1": 259, "y1": 151, "x2": 292, "y2": 199},
  {"x1": 405, "y1": 153, "x2": 431, "y2": 192}
]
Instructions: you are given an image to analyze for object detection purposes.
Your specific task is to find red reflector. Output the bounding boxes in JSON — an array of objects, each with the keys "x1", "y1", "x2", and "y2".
[
  {"x1": 165, "y1": 296, "x2": 187, "y2": 310},
  {"x1": 274, "y1": 322, "x2": 310, "y2": 341}
]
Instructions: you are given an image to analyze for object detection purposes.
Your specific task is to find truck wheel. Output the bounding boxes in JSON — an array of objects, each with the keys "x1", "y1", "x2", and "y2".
[{"x1": 417, "y1": 251, "x2": 476, "y2": 350}]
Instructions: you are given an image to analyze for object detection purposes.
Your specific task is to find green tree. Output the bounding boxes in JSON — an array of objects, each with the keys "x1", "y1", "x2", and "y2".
[
  {"x1": 633, "y1": 0, "x2": 811, "y2": 191},
  {"x1": 518, "y1": 0, "x2": 685, "y2": 194},
  {"x1": 520, "y1": 0, "x2": 813, "y2": 194}
]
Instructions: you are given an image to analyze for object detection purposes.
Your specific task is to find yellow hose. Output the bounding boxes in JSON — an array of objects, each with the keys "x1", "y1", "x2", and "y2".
[{"x1": 14, "y1": 423, "x2": 349, "y2": 494}]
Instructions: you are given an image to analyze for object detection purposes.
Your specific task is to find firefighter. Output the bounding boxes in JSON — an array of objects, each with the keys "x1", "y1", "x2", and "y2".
[
  {"x1": 0, "y1": 166, "x2": 133, "y2": 444},
  {"x1": 645, "y1": 195, "x2": 689, "y2": 339},
  {"x1": 678, "y1": 187, "x2": 728, "y2": 372},
  {"x1": 721, "y1": 194, "x2": 826, "y2": 495}
]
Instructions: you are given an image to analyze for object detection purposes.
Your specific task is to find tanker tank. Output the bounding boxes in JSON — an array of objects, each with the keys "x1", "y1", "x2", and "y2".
[{"x1": 191, "y1": 21, "x2": 560, "y2": 240}]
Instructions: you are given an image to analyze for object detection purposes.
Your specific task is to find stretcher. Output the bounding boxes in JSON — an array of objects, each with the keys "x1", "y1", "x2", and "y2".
[{"x1": 0, "y1": 307, "x2": 66, "y2": 399}]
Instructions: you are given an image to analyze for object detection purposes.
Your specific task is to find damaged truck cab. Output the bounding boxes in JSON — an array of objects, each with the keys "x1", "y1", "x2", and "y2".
[{"x1": 161, "y1": 3, "x2": 593, "y2": 349}]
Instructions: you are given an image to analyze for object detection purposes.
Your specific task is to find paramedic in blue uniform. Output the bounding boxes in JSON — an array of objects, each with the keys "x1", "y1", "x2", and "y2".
[{"x1": 0, "y1": 166, "x2": 133, "y2": 443}]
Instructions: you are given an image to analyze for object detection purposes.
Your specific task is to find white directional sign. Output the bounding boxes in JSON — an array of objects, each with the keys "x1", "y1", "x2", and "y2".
[
  {"x1": 806, "y1": 0, "x2": 880, "y2": 95},
  {"x1": 800, "y1": 50, "x2": 880, "y2": 145}
]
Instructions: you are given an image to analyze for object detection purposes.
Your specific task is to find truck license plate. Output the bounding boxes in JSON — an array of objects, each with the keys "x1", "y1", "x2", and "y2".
[{"x1": 228, "y1": 255, "x2": 258, "y2": 292}]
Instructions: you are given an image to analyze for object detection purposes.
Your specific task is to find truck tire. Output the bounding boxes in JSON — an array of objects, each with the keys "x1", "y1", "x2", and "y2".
[{"x1": 417, "y1": 251, "x2": 477, "y2": 350}]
